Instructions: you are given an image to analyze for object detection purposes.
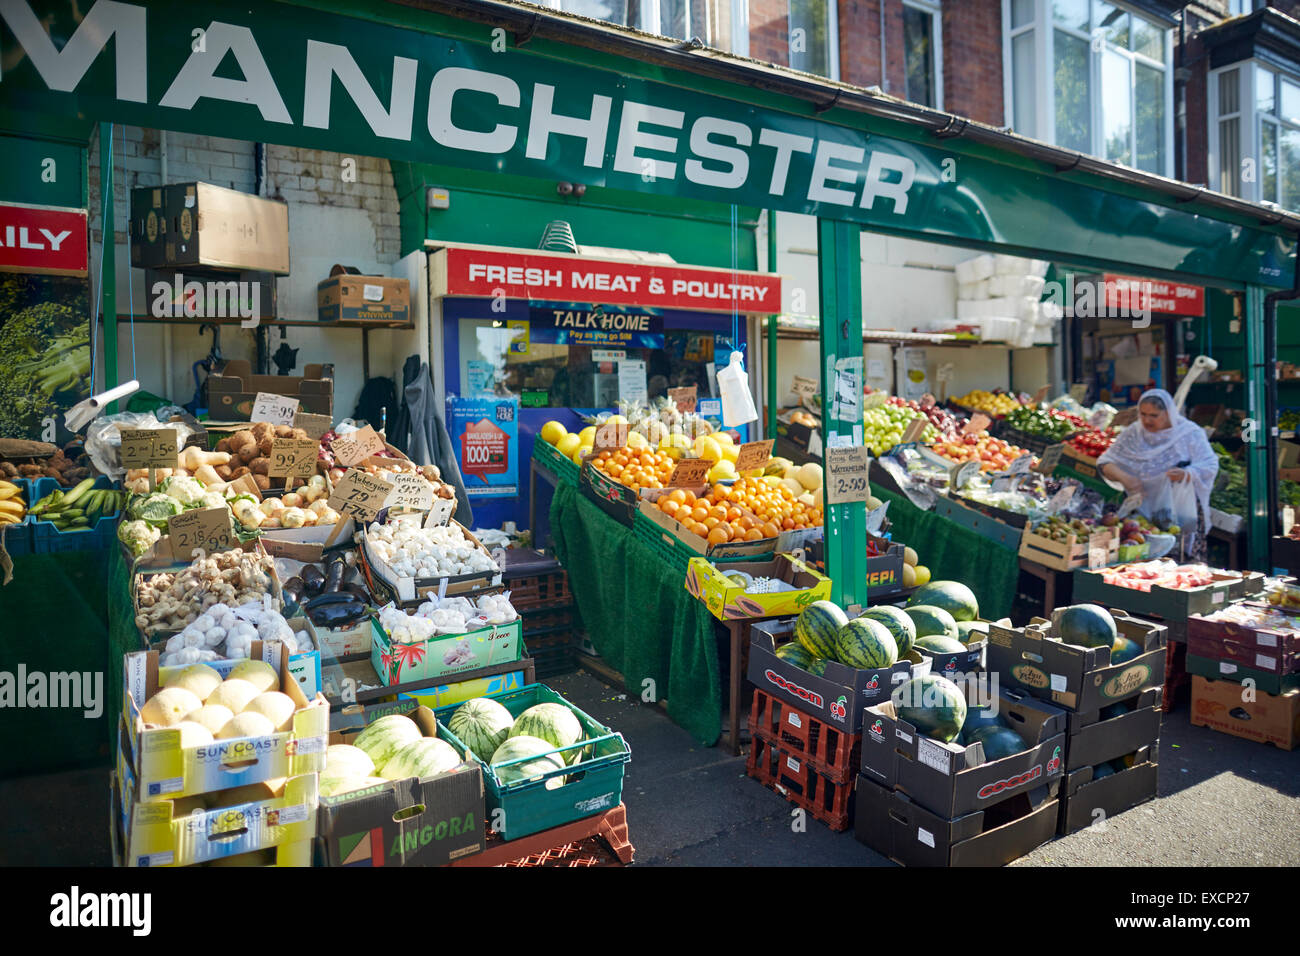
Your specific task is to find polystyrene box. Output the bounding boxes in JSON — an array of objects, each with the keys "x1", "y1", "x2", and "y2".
[
  {"x1": 955, "y1": 254, "x2": 995, "y2": 284},
  {"x1": 988, "y1": 274, "x2": 1046, "y2": 298},
  {"x1": 980, "y1": 316, "x2": 1021, "y2": 342},
  {"x1": 957, "y1": 299, "x2": 991, "y2": 320},
  {"x1": 985, "y1": 296, "x2": 1039, "y2": 320},
  {"x1": 994, "y1": 255, "x2": 1049, "y2": 277}
]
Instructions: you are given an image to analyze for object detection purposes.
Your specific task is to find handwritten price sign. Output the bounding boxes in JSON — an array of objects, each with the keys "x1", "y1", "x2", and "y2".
[
  {"x1": 251, "y1": 392, "x2": 300, "y2": 426},
  {"x1": 118, "y1": 427, "x2": 179, "y2": 469},
  {"x1": 668, "y1": 386, "x2": 697, "y2": 413},
  {"x1": 668, "y1": 457, "x2": 713, "y2": 488},
  {"x1": 331, "y1": 425, "x2": 387, "y2": 467},
  {"x1": 733, "y1": 439, "x2": 774, "y2": 474},
  {"x1": 167, "y1": 508, "x2": 235, "y2": 559},
  {"x1": 268, "y1": 438, "x2": 319, "y2": 479},
  {"x1": 825, "y1": 445, "x2": 871, "y2": 505},
  {"x1": 327, "y1": 469, "x2": 394, "y2": 522},
  {"x1": 384, "y1": 473, "x2": 435, "y2": 513}
]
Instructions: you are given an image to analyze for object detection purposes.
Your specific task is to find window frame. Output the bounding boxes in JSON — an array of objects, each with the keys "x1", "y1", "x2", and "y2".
[
  {"x1": 1209, "y1": 59, "x2": 1300, "y2": 208},
  {"x1": 902, "y1": 0, "x2": 944, "y2": 111}
]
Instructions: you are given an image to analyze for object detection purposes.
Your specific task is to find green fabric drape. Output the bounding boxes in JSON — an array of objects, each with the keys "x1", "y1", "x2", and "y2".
[
  {"x1": 549, "y1": 484, "x2": 721, "y2": 746},
  {"x1": 870, "y1": 487, "x2": 1020, "y2": 621}
]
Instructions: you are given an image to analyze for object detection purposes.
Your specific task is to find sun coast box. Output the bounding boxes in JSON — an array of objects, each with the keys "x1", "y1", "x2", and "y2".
[
  {"x1": 749, "y1": 620, "x2": 933, "y2": 733},
  {"x1": 1189, "y1": 676, "x2": 1300, "y2": 750},
  {"x1": 854, "y1": 773, "x2": 1060, "y2": 867},
  {"x1": 684, "y1": 552, "x2": 832, "y2": 620},
  {"x1": 859, "y1": 686, "x2": 1067, "y2": 819},
  {"x1": 316, "y1": 702, "x2": 486, "y2": 867},
  {"x1": 986, "y1": 611, "x2": 1168, "y2": 711},
  {"x1": 1058, "y1": 745, "x2": 1158, "y2": 835},
  {"x1": 1063, "y1": 687, "x2": 1163, "y2": 770},
  {"x1": 121, "y1": 649, "x2": 328, "y2": 802}
]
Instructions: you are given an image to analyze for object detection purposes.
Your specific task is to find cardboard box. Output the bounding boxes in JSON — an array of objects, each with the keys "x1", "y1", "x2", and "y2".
[
  {"x1": 579, "y1": 458, "x2": 640, "y2": 527},
  {"x1": 986, "y1": 612, "x2": 1167, "y2": 711},
  {"x1": 121, "y1": 650, "x2": 328, "y2": 802},
  {"x1": 932, "y1": 496, "x2": 1021, "y2": 551},
  {"x1": 750, "y1": 619, "x2": 933, "y2": 733},
  {"x1": 854, "y1": 774, "x2": 1060, "y2": 867},
  {"x1": 1184, "y1": 654, "x2": 1300, "y2": 696},
  {"x1": 361, "y1": 520, "x2": 503, "y2": 603},
  {"x1": 1063, "y1": 687, "x2": 1163, "y2": 770},
  {"x1": 124, "y1": 774, "x2": 318, "y2": 867},
  {"x1": 129, "y1": 186, "x2": 168, "y2": 268},
  {"x1": 684, "y1": 552, "x2": 832, "y2": 620},
  {"x1": 146, "y1": 615, "x2": 322, "y2": 699},
  {"x1": 131, "y1": 539, "x2": 283, "y2": 640},
  {"x1": 1072, "y1": 566, "x2": 1240, "y2": 622},
  {"x1": 317, "y1": 703, "x2": 486, "y2": 866},
  {"x1": 158, "y1": 182, "x2": 290, "y2": 274},
  {"x1": 371, "y1": 616, "x2": 523, "y2": 686},
  {"x1": 860, "y1": 686, "x2": 1067, "y2": 819},
  {"x1": 1190, "y1": 676, "x2": 1300, "y2": 750},
  {"x1": 325, "y1": 657, "x2": 533, "y2": 717},
  {"x1": 1186, "y1": 606, "x2": 1300, "y2": 675},
  {"x1": 208, "y1": 359, "x2": 333, "y2": 420},
  {"x1": 807, "y1": 531, "x2": 908, "y2": 599},
  {"x1": 317, "y1": 274, "x2": 411, "y2": 324},
  {"x1": 1019, "y1": 526, "x2": 1118, "y2": 571},
  {"x1": 1058, "y1": 746, "x2": 1159, "y2": 835}
]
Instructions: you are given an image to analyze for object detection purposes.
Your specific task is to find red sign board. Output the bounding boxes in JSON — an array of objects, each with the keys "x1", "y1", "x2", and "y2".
[
  {"x1": 1103, "y1": 274, "x2": 1204, "y2": 316},
  {"x1": 439, "y1": 246, "x2": 781, "y2": 313},
  {"x1": 0, "y1": 202, "x2": 88, "y2": 277},
  {"x1": 459, "y1": 418, "x2": 510, "y2": 479}
]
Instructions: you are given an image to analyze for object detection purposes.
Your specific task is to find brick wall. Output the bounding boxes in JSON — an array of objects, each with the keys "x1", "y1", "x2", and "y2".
[
  {"x1": 941, "y1": 0, "x2": 1004, "y2": 125},
  {"x1": 750, "y1": 0, "x2": 791, "y2": 66}
]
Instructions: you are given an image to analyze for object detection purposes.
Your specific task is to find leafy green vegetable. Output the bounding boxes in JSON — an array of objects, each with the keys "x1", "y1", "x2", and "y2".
[{"x1": 0, "y1": 297, "x2": 90, "y2": 438}]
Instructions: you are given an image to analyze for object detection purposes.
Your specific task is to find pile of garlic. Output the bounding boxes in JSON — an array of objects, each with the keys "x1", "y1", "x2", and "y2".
[
  {"x1": 365, "y1": 520, "x2": 498, "y2": 579},
  {"x1": 377, "y1": 604, "x2": 436, "y2": 645},
  {"x1": 159, "y1": 601, "x2": 313, "y2": 666}
]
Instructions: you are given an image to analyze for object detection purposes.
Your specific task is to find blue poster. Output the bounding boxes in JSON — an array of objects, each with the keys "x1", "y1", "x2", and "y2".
[
  {"x1": 528, "y1": 303, "x2": 664, "y2": 348},
  {"x1": 448, "y1": 397, "x2": 519, "y2": 498}
]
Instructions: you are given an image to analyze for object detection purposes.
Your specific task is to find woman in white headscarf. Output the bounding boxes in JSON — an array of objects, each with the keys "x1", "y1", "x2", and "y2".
[{"x1": 1097, "y1": 388, "x2": 1219, "y2": 561}]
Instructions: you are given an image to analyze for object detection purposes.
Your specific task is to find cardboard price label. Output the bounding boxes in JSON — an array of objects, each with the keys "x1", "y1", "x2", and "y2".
[
  {"x1": 1045, "y1": 484, "x2": 1076, "y2": 513},
  {"x1": 1034, "y1": 443, "x2": 1065, "y2": 475},
  {"x1": 294, "y1": 411, "x2": 333, "y2": 440},
  {"x1": 118, "y1": 427, "x2": 178, "y2": 469},
  {"x1": 961, "y1": 413, "x2": 991, "y2": 436},
  {"x1": 385, "y1": 473, "x2": 435, "y2": 512},
  {"x1": 733, "y1": 439, "x2": 774, "y2": 474},
  {"x1": 328, "y1": 469, "x2": 395, "y2": 522},
  {"x1": 1033, "y1": 385, "x2": 1051, "y2": 405},
  {"x1": 790, "y1": 375, "x2": 818, "y2": 408},
  {"x1": 1088, "y1": 546, "x2": 1109, "y2": 570},
  {"x1": 949, "y1": 460, "x2": 980, "y2": 490},
  {"x1": 251, "y1": 392, "x2": 300, "y2": 426},
  {"x1": 824, "y1": 445, "x2": 871, "y2": 505},
  {"x1": 990, "y1": 475, "x2": 1019, "y2": 494},
  {"x1": 901, "y1": 418, "x2": 928, "y2": 444},
  {"x1": 331, "y1": 425, "x2": 386, "y2": 467},
  {"x1": 668, "y1": 386, "x2": 697, "y2": 413},
  {"x1": 668, "y1": 457, "x2": 714, "y2": 487},
  {"x1": 1007, "y1": 454, "x2": 1034, "y2": 475},
  {"x1": 167, "y1": 507, "x2": 235, "y2": 558},
  {"x1": 268, "y1": 438, "x2": 319, "y2": 479}
]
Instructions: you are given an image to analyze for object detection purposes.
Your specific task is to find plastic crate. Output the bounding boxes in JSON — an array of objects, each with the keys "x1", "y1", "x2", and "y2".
[
  {"x1": 448, "y1": 803, "x2": 634, "y2": 866},
  {"x1": 30, "y1": 476, "x2": 122, "y2": 554},
  {"x1": 746, "y1": 734, "x2": 855, "y2": 831},
  {"x1": 522, "y1": 632, "x2": 578, "y2": 679},
  {"x1": 749, "y1": 689, "x2": 861, "y2": 784},
  {"x1": 531, "y1": 440, "x2": 580, "y2": 486},
  {"x1": 504, "y1": 562, "x2": 573, "y2": 610},
  {"x1": 0, "y1": 477, "x2": 34, "y2": 557},
  {"x1": 435, "y1": 683, "x2": 630, "y2": 841}
]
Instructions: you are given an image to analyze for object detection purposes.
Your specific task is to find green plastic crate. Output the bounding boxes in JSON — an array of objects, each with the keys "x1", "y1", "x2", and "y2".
[
  {"x1": 435, "y1": 683, "x2": 629, "y2": 841},
  {"x1": 531, "y1": 440, "x2": 580, "y2": 486}
]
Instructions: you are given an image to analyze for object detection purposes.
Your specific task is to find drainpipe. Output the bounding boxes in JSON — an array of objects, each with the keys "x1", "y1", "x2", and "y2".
[
  {"x1": 161, "y1": 130, "x2": 173, "y2": 402},
  {"x1": 879, "y1": 0, "x2": 887, "y2": 92}
]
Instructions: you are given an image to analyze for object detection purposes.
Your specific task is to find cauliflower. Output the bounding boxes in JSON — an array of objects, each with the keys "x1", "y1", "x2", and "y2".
[
  {"x1": 195, "y1": 491, "x2": 229, "y2": 511},
  {"x1": 117, "y1": 519, "x2": 161, "y2": 556},
  {"x1": 159, "y1": 475, "x2": 206, "y2": 506}
]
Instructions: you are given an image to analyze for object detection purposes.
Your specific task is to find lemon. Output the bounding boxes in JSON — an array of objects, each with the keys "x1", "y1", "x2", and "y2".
[
  {"x1": 708, "y1": 460, "x2": 737, "y2": 483},
  {"x1": 695, "y1": 436, "x2": 723, "y2": 461},
  {"x1": 713, "y1": 430, "x2": 735, "y2": 446},
  {"x1": 540, "y1": 421, "x2": 567, "y2": 445},
  {"x1": 913, "y1": 564, "x2": 932, "y2": 587},
  {"x1": 572, "y1": 445, "x2": 592, "y2": 465},
  {"x1": 626, "y1": 431, "x2": 649, "y2": 449},
  {"x1": 556, "y1": 433, "x2": 582, "y2": 457},
  {"x1": 661, "y1": 445, "x2": 684, "y2": 461},
  {"x1": 578, "y1": 426, "x2": 597, "y2": 445},
  {"x1": 662, "y1": 433, "x2": 691, "y2": 450},
  {"x1": 607, "y1": 414, "x2": 628, "y2": 425},
  {"x1": 721, "y1": 443, "x2": 739, "y2": 465}
]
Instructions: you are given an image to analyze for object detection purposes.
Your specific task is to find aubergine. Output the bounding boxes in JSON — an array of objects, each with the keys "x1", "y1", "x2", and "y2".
[
  {"x1": 300, "y1": 564, "x2": 326, "y2": 595},
  {"x1": 323, "y1": 554, "x2": 346, "y2": 593},
  {"x1": 307, "y1": 602, "x2": 369, "y2": 628},
  {"x1": 281, "y1": 576, "x2": 307, "y2": 606},
  {"x1": 303, "y1": 591, "x2": 361, "y2": 610}
]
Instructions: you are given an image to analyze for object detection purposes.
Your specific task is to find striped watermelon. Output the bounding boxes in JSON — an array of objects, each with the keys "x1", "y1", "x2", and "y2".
[
  {"x1": 856, "y1": 606, "x2": 917, "y2": 658},
  {"x1": 808, "y1": 657, "x2": 830, "y2": 677},
  {"x1": 905, "y1": 605, "x2": 960, "y2": 641},
  {"x1": 381, "y1": 737, "x2": 461, "y2": 780},
  {"x1": 448, "y1": 697, "x2": 515, "y2": 762},
  {"x1": 892, "y1": 674, "x2": 967, "y2": 743},
  {"x1": 492, "y1": 735, "x2": 566, "y2": 788},
  {"x1": 914, "y1": 634, "x2": 967, "y2": 656},
  {"x1": 795, "y1": 601, "x2": 847, "y2": 659},
  {"x1": 775, "y1": 642, "x2": 817, "y2": 670},
  {"x1": 835, "y1": 618, "x2": 898, "y2": 670},
  {"x1": 352, "y1": 714, "x2": 423, "y2": 774},
  {"x1": 509, "y1": 702, "x2": 584, "y2": 764}
]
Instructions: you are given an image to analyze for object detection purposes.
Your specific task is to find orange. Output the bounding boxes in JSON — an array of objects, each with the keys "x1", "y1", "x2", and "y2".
[
  {"x1": 725, "y1": 506, "x2": 742, "y2": 522},
  {"x1": 662, "y1": 500, "x2": 680, "y2": 517},
  {"x1": 691, "y1": 504, "x2": 709, "y2": 522},
  {"x1": 761, "y1": 521, "x2": 780, "y2": 538},
  {"x1": 782, "y1": 517, "x2": 795, "y2": 530},
  {"x1": 680, "y1": 489, "x2": 696, "y2": 506},
  {"x1": 703, "y1": 516, "x2": 721, "y2": 531},
  {"x1": 743, "y1": 528, "x2": 763, "y2": 541},
  {"x1": 707, "y1": 526, "x2": 730, "y2": 545}
]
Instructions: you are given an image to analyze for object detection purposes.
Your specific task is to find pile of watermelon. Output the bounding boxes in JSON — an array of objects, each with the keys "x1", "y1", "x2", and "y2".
[
  {"x1": 891, "y1": 677, "x2": 1026, "y2": 756},
  {"x1": 322, "y1": 714, "x2": 464, "y2": 796},
  {"x1": 449, "y1": 696, "x2": 586, "y2": 787},
  {"x1": 1053, "y1": 603, "x2": 1142, "y2": 664}
]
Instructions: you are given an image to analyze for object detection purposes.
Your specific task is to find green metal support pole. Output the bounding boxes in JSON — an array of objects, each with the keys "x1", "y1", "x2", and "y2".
[
  {"x1": 816, "y1": 218, "x2": 867, "y2": 607},
  {"x1": 98, "y1": 122, "x2": 119, "y2": 412},
  {"x1": 767, "y1": 209, "x2": 779, "y2": 440},
  {"x1": 1245, "y1": 284, "x2": 1270, "y2": 571}
]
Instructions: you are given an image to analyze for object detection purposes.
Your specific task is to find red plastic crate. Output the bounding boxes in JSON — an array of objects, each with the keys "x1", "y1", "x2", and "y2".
[
  {"x1": 749, "y1": 689, "x2": 861, "y2": 783},
  {"x1": 746, "y1": 735, "x2": 856, "y2": 831},
  {"x1": 506, "y1": 571, "x2": 572, "y2": 609},
  {"x1": 449, "y1": 803, "x2": 634, "y2": 866}
]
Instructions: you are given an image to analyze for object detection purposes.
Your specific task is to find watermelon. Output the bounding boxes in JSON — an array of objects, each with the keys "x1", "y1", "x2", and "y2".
[
  {"x1": 955, "y1": 620, "x2": 989, "y2": 645},
  {"x1": 914, "y1": 634, "x2": 967, "y2": 656},
  {"x1": 904, "y1": 605, "x2": 960, "y2": 641},
  {"x1": 795, "y1": 601, "x2": 848, "y2": 659},
  {"x1": 808, "y1": 657, "x2": 830, "y2": 677},
  {"x1": 892, "y1": 675, "x2": 967, "y2": 743},
  {"x1": 319, "y1": 774, "x2": 389, "y2": 798},
  {"x1": 492, "y1": 735, "x2": 566, "y2": 788},
  {"x1": 968, "y1": 725, "x2": 1025, "y2": 760},
  {"x1": 448, "y1": 697, "x2": 515, "y2": 762},
  {"x1": 775, "y1": 642, "x2": 817, "y2": 669},
  {"x1": 959, "y1": 703, "x2": 1005, "y2": 742},
  {"x1": 835, "y1": 618, "x2": 898, "y2": 670},
  {"x1": 1057, "y1": 604, "x2": 1118, "y2": 649},
  {"x1": 1092, "y1": 762, "x2": 1116, "y2": 780},
  {"x1": 325, "y1": 744, "x2": 375, "y2": 779},
  {"x1": 381, "y1": 737, "x2": 462, "y2": 780},
  {"x1": 352, "y1": 714, "x2": 423, "y2": 773},
  {"x1": 856, "y1": 606, "x2": 916, "y2": 658},
  {"x1": 1110, "y1": 635, "x2": 1142, "y2": 664},
  {"x1": 509, "y1": 702, "x2": 584, "y2": 763},
  {"x1": 908, "y1": 581, "x2": 979, "y2": 622}
]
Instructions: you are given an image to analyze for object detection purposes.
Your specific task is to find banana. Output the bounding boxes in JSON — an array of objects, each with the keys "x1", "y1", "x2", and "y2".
[
  {"x1": 0, "y1": 499, "x2": 25, "y2": 515},
  {"x1": 0, "y1": 482, "x2": 19, "y2": 501},
  {"x1": 0, "y1": 513, "x2": 18, "y2": 525},
  {"x1": 61, "y1": 478, "x2": 96, "y2": 506}
]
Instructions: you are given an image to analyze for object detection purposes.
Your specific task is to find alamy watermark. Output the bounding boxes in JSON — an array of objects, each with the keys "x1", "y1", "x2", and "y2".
[
  {"x1": 1042, "y1": 275, "x2": 1152, "y2": 329},
  {"x1": 0, "y1": 665, "x2": 102, "y2": 719},
  {"x1": 150, "y1": 272, "x2": 263, "y2": 328}
]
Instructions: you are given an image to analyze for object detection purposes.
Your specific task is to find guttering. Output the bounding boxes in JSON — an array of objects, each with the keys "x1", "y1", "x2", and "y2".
[{"x1": 391, "y1": 0, "x2": 1300, "y2": 237}]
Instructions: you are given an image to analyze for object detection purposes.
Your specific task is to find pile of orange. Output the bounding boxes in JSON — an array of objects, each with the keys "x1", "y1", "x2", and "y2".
[
  {"x1": 589, "y1": 447, "x2": 678, "y2": 492},
  {"x1": 721, "y1": 477, "x2": 823, "y2": 530},
  {"x1": 655, "y1": 487, "x2": 772, "y2": 545}
]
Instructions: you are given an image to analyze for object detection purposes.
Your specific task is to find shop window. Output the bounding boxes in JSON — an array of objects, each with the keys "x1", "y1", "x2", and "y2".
[
  {"x1": 788, "y1": 0, "x2": 838, "y2": 79},
  {"x1": 1211, "y1": 62, "x2": 1300, "y2": 210},
  {"x1": 1003, "y1": 0, "x2": 1171, "y2": 176},
  {"x1": 903, "y1": 0, "x2": 943, "y2": 110},
  {"x1": 526, "y1": 0, "x2": 741, "y2": 53}
]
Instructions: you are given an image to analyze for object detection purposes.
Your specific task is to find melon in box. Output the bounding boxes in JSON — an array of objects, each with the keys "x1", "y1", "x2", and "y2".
[{"x1": 684, "y1": 552, "x2": 832, "y2": 620}]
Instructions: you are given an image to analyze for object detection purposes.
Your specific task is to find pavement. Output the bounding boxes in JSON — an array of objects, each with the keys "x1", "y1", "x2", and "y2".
[{"x1": 2, "y1": 667, "x2": 1297, "y2": 866}]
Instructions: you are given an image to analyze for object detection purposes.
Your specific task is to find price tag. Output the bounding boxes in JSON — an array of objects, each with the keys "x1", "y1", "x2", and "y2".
[
  {"x1": 151, "y1": 429, "x2": 179, "y2": 467},
  {"x1": 790, "y1": 375, "x2": 818, "y2": 408},
  {"x1": 1034, "y1": 443, "x2": 1064, "y2": 475},
  {"x1": 331, "y1": 425, "x2": 386, "y2": 467},
  {"x1": 167, "y1": 508, "x2": 235, "y2": 559},
  {"x1": 1069, "y1": 383, "x2": 1089, "y2": 403},
  {"x1": 1033, "y1": 385, "x2": 1051, "y2": 405},
  {"x1": 668, "y1": 457, "x2": 713, "y2": 488},
  {"x1": 592, "y1": 421, "x2": 629, "y2": 451},
  {"x1": 824, "y1": 445, "x2": 871, "y2": 505},
  {"x1": 1007, "y1": 454, "x2": 1034, "y2": 475},
  {"x1": 1088, "y1": 546, "x2": 1108, "y2": 570},
  {"x1": 962, "y1": 413, "x2": 991, "y2": 436},
  {"x1": 294, "y1": 411, "x2": 333, "y2": 440},
  {"x1": 268, "y1": 438, "x2": 319, "y2": 479},
  {"x1": 119, "y1": 428, "x2": 158, "y2": 469},
  {"x1": 991, "y1": 475, "x2": 1018, "y2": 494},
  {"x1": 668, "y1": 386, "x2": 697, "y2": 413},
  {"x1": 734, "y1": 439, "x2": 775, "y2": 474},
  {"x1": 1117, "y1": 493, "x2": 1143, "y2": 519},
  {"x1": 864, "y1": 500, "x2": 890, "y2": 534},
  {"x1": 226, "y1": 473, "x2": 262, "y2": 500},
  {"x1": 949, "y1": 460, "x2": 980, "y2": 490},
  {"x1": 901, "y1": 418, "x2": 928, "y2": 444},
  {"x1": 384, "y1": 473, "x2": 435, "y2": 512},
  {"x1": 251, "y1": 392, "x2": 300, "y2": 426},
  {"x1": 1046, "y1": 485, "x2": 1076, "y2": 513},
  {"x1": 328, "y1": 469, "x2": 395, "y2": 523}
]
